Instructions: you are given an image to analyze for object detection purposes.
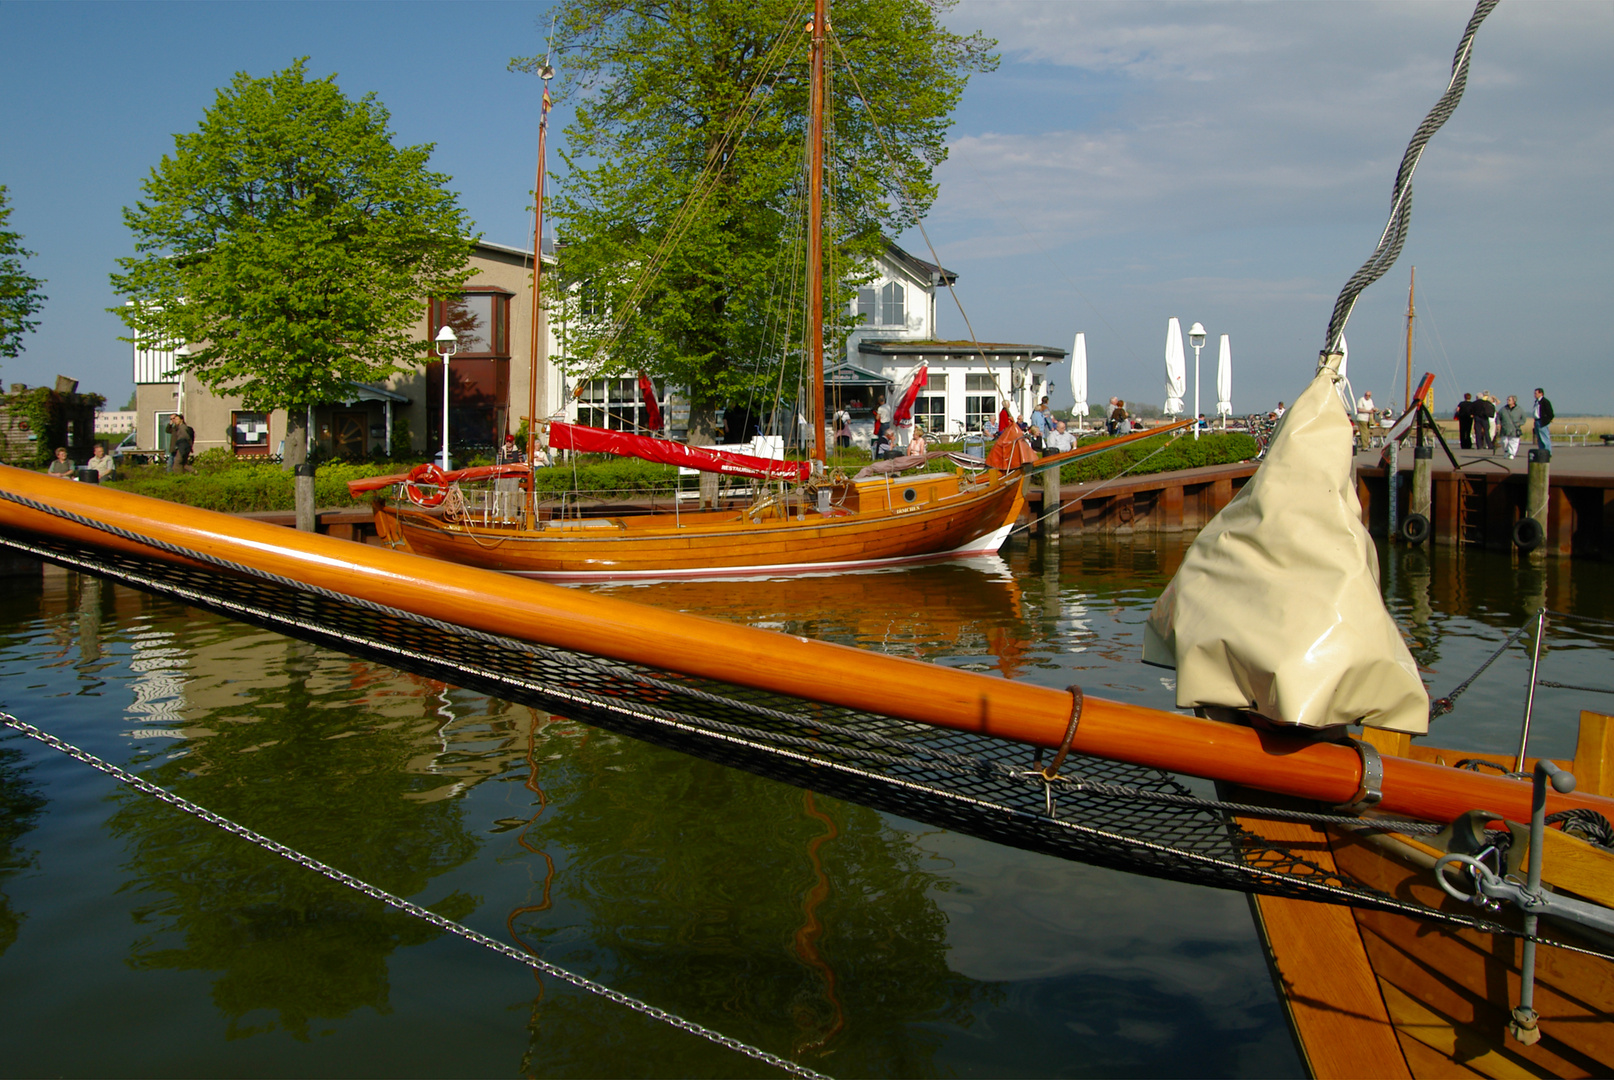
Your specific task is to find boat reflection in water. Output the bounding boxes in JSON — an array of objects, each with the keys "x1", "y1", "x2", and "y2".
[{"x1": 581, "y1": 554, "x2": 1030, "y2": 675}]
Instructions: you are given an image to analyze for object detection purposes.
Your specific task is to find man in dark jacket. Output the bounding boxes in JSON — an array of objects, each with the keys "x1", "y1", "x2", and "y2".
[
  {"x1": 1454, "y1": 393, "x2": 1475, "y2": 449},
  {"x1": 1533, "y1": 388, "x2": 1555, "y2": 453},
  {"x1": 1473, "y1": 393, "x2": 1495, "y2": 451}
]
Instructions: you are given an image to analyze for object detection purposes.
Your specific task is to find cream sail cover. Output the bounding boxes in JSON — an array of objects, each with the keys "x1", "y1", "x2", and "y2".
[{"x1": 1142, "y1": 363, "x2": 1428, "y2": 733}]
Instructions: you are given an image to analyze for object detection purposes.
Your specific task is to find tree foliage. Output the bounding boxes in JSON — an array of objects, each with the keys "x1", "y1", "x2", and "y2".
[
  {"x1": 110, "y1": 59, "x2": 475, "y2": 461},
  {"x1": 515, "y1": 0, "x2": 995, "y2": 429},
  {"x1": 0, "y1": 186, "x2": 48, "y2": 362}
]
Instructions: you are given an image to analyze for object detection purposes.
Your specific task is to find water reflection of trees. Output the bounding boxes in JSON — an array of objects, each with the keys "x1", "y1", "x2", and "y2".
[
  {"x1": 105, "y1": 635, "x2": 498, "y2": 1040},
  {"x1": 507, "y1": 725, "x2": 998, "y2": 1075},
  {"x1": 0, "y1": 739, "x2": 47, "y2": 958}
]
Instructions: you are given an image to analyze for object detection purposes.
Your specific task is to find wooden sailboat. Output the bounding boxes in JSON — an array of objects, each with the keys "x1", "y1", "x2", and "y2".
[
  {"x1": 353, "y1": 0, "x2": 1116, "y2": 580},
  {"x1": 347, "y1": 4, "x2": 1007, "y2": 577}
]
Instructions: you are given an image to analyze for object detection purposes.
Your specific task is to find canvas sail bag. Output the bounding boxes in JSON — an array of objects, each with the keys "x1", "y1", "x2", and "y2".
[{"x1": 1143, "y1": 359, "x2": 1428, "y2": 733}]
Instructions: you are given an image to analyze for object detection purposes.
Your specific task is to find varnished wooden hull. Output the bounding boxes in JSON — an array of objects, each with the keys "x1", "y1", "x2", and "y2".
[
  {"x1": 376, "y1": 470, "x2": 1026, "y2": 579},
  {"x1": 1236, "y1": 717, "x2": 1614, "y2": 1079}
]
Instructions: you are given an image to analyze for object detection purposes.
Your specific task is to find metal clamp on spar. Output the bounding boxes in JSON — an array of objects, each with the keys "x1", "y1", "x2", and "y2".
[{"x1": 1335, "y1": 738, "x2": 1384, "y2": 814}]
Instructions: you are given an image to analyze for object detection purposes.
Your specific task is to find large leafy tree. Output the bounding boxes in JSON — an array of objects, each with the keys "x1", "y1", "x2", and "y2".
[
  {"x1": 0, "y1": 185, "x2": 48, "y2": 363},
  {"x1": 111, "y1": 59, "x2": 475, "y2": 465},
  {"x1": 515, "y1": 0, "x2": 995, "y2": 440}
]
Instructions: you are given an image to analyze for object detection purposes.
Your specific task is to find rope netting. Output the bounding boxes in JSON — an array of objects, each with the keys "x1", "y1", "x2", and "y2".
[{"x1": 0, "y1": 510, "x2": 1546, "y2": 947}]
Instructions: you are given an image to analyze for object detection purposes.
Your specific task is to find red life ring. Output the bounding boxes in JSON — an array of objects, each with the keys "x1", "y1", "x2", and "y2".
[{"x1": 403, "y1": 463, "x2": 449, "y2": 507}]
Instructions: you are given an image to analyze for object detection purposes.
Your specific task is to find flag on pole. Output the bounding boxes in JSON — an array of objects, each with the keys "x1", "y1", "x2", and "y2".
[{"x1": 637, "y1": 371, "x2": 663, "y2": 433}]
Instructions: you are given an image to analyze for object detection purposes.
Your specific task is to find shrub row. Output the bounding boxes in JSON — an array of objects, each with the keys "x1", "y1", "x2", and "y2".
[{"x1": 1058, "y1": 430, "x2": 1257, "y2": 485}]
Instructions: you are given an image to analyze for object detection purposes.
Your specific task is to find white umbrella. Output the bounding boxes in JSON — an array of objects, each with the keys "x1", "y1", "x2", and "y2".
[
  {"x1": 1163, "y1": 318, "x2": 1186, "y2": 416},
  {"x1": 1216, "y1": 334, "x2": 1233, "y2": 425},
  {"x1": 1070, "y1": 332, "x2": 1090, "y2": 431}
]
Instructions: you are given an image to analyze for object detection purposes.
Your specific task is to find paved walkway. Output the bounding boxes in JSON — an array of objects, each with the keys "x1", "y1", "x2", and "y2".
[{"x1": 1353, "y1": 441, "x2": 1614, "y2": 479}]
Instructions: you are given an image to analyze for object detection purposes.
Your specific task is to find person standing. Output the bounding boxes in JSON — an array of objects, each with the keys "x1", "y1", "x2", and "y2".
[
  {"x1": 1031, "y1": 397, "x2": 1056, "y2": 440},
  {"x1": 1273, "y1": 401, "x2": 1286, "y2": 418},
  {"x1": 1113, "y1": 400, "x2": 1131, "y2": 435},
  {"x1": 832, "y1": 406, "x2": 852, "y2": 450},
  {"x1": 1497, "y1": 394, "x2": 1527, "y2": 459},
  {"x1": 1105, "y1": 397, "x2": 1120, "y2": 436},
  {"x1": 872, "y1": 394, "x2": 892, "y2": 458},
  {"x1": 166, "y1": 413, "x2": 194, "y2": 472},
  {"x1": 1454, "y1": 394, "x2": 1475, "y2": 450},
  {"x1": 1533, "y1": 387, "x2": 1554, "y2": 453},
  {"x1": 1355, "y1": 390, "x2": 1375, "y2": 451},
  {"x1": 1473, "y1": 392, "x2": 1495, "y2": 451}
]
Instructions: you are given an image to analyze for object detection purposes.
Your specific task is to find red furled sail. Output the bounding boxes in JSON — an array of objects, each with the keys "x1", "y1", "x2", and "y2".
[
  {"x1": 637, "y1": 371, "x2": 663, "y2": 432},
  {"x1": 548, "y1": 422, "x2": 812, "y2": 483}
]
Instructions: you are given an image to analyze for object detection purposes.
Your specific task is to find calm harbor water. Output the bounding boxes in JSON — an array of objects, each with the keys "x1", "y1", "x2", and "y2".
[{"x1": 1, "y1": 535, "x2": 1611, "y2": 1078}]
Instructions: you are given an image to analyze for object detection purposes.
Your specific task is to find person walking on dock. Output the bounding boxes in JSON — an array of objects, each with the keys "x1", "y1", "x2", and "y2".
[
  {"x1": 1498, "y1": 395, "x2": 1527, "y2": 459},
  {"x1": 1533, "y1": 388, "x2": 1554, "y2": 454},
  {"x1": 1454, "y1": 394, "x2": 1475, "y2": 450},
  {"x1": 1474, "y1": 392, "x2": 1496, "y2": 451}
]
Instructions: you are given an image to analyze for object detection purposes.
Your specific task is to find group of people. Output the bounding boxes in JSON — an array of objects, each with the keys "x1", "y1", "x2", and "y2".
[
  {"x1": 1453, "y1": 390, "x2": 1554, "y2": 457},
  {"x1": 46, "y1": 443, "x2": 115, "y2": 481},
  {"x1": 1350, "y1": 387, "x2": 1555, "y2": 459}
]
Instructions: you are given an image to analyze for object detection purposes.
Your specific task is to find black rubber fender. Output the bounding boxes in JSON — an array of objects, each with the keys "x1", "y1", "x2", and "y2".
[
  {"x1": 1513, "y1": 516, "x2": 1544, "y2": 552},
  {"x1": 1400, "y1": 513, "x2": 1431, "y2": 545}
]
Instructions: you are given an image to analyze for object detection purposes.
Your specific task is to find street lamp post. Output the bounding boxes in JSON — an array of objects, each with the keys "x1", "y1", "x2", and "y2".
[
  {"x1": 1188, "y1": 322, "x2": 1207, "y2": 441},
  {"x1": 436, "y1": 324, "x2": 458, "y2": 470}
]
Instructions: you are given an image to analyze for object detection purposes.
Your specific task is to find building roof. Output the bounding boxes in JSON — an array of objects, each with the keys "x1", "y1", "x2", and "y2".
[
  {"x1": 824, "y1": 361, "x2": 891, "y2": 386},
  {"x1": 883, "y1": 239, "x2": 957, "y2": 286},
  {"x1": 858, "y1": 338, "x2": 1067, "y2": 360},
  {"x1": 474, "y1": 238, "x2": 557, "y2": 264}
]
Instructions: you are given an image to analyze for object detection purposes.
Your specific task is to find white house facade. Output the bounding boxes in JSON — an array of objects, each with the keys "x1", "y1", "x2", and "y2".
[{"x1": 831, "y1": 239, "x2": 1065, "y2": 443}]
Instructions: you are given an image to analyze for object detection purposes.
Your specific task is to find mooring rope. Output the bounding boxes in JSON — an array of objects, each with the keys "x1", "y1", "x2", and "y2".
[
  {"x1": 1323, "y1": 0, "x2": 1498, "y2": 354},
  {"x1": 0, "y1": 710, "x2": 830, "y2": 1080}
]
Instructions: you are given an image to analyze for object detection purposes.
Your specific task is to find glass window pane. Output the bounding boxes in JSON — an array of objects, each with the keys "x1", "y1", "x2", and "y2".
[{"x1": 881, "y1": 282, "x2": 904, "y2": 326}]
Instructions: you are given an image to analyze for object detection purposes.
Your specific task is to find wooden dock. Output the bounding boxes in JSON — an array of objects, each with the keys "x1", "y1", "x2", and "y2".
[{"x1": 1024, "y1": 444, "x2": 1614, "y2": 560}]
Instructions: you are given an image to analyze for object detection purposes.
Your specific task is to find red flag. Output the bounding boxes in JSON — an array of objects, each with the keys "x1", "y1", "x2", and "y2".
[
  {"x1": 637, "y1": 370, "x2": 663, "y2": 433},
  {"x1": 891, "y1": 362, "x2": 928, "y2": 426}
]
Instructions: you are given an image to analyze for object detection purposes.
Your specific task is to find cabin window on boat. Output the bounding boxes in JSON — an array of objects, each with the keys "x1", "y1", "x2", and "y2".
[
  {"x1": 578, "y1": 378, "x2": 654, "y2": 432},
  {"x1": 429, "y1": 291, "x2": 510, "y2": 358},
  {"x1": 965, "y1": 374, "x2": 999, "y2": 432}
]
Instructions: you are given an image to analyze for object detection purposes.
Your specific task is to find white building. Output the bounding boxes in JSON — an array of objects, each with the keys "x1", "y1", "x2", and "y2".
[{"x1": 832, "y1": 239, "x2": 1065, "y2": 442}]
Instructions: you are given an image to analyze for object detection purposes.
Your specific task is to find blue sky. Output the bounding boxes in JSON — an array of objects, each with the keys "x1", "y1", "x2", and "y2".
[{"x1": 4, "y1": 0, "x2": 1610, "y2": 414}]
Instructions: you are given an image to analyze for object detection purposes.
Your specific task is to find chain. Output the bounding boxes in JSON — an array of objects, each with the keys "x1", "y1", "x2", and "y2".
[{"x1": 0, "y1": 711, "x2": 830, "y2": 1080}]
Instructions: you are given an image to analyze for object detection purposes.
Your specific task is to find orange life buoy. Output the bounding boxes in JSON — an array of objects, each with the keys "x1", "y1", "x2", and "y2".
[{"x1": 403, "y1": 463, "x2": 449, "y2": 507}]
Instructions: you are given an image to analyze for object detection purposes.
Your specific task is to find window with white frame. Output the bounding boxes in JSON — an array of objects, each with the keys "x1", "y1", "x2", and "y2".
[
  {"x1": 854, "y1": 281, "x2": 907, "y2": 327},
  {"x1": 913, "y1": 373, "x2": 946, "y2": 433},
  {"x1": 964, "y1": 373, "x2": 1000, "y2": 432},
  {"x1": 880, "y1": 282, "x2": 905, "y2": 327},
  {"x1": 577, "y1": 378, "x2": 652, "y2": 431}
]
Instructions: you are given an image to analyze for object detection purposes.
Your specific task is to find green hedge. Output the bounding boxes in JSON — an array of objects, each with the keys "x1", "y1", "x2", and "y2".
[
  {"x1": 105, "y1": 460, "x2": 401, "y2": 513},
  {"x1": 1059, "y1": 430, "x2": 1257, "y2": 484}
]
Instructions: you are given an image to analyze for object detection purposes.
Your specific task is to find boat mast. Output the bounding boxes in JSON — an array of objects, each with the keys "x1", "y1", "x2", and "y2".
[
  {"x1": 525, "y1": 66, "x2": 555, "y2": 529},
  {"x1": 807, "y1": 0, "x2": 827, "y2": 464},
  {"x1": 1404, "y1": 266, "x2": 1415, "y2": 414}
]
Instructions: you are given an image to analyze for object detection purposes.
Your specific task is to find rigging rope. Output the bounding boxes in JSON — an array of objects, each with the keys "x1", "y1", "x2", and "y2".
[
  {"x1": 0, "y1": 712, "x2": 830, "y2": 1080},
  {"x1": 1323, "y1": 0, "x2": 1498, "y2": 355}
]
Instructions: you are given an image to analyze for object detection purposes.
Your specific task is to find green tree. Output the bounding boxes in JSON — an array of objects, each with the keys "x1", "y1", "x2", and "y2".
[
  {"x1": 110, "y1": 59, "x2": 476, "y2": 467},
  {"x1": 516, "y1": 0, "x2": 995, "y2": 442},
  {"x1": 0, "y1": 185, "x2": 48, "y2": 362}
]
